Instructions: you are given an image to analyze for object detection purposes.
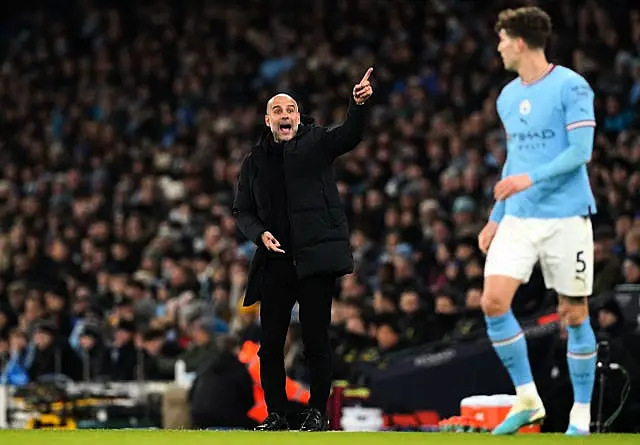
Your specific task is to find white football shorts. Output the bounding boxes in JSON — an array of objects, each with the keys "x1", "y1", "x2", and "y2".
[{"x1": 484, "y1": 215, "x2": 594, "y2": 297}]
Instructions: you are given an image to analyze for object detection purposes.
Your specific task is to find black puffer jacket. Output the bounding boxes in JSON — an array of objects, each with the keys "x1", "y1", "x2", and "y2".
[{"x1": 233, "y1": 98, "x2": 368, "y2": 305}]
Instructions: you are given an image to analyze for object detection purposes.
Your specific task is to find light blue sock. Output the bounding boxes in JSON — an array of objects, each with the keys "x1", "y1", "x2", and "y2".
[
  {"x1": 567, "y1": 319, "x2": 597, "y2": 404},
  {"x1": 485, "y1": 309, "x2": 534, "y2": 388}
]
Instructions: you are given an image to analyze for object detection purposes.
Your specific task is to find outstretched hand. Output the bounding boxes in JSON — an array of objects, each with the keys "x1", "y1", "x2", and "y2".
[{"x1": 353, "y1": 67, "x2": 373, "y2": 104}]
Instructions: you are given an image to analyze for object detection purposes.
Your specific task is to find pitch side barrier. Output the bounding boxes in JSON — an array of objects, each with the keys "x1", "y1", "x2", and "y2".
[{"x1": 366, "y1": 314, "x2": 560, "y2": 418}]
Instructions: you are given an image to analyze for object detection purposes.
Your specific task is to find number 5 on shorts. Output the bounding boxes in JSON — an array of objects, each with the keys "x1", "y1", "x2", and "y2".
[{"x1": 576, "y1": 250, "x2": 586, "y2": 274}]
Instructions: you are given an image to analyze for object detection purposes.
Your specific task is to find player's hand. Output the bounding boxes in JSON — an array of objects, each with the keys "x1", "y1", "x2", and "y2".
[
  {"x1": 353, "y1": 67, "x2": 373, "y2": 104},
  {"x1": 494, "y1": 174, "x2": 533, "y2": 201},
  {"x1": 261, "y1": 231, "x2": 285, "y2": 253},
  {"x1": 478, "y1": 221, "x2": 499, "y2": 254}
]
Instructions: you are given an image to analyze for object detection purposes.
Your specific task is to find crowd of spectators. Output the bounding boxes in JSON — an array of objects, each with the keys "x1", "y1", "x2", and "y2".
[{"x1": 0, "y1": 1, "x2": 639, "y2": 423}]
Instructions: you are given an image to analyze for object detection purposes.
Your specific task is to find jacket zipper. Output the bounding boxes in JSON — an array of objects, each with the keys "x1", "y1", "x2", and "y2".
[{"x1": 283, "y1": 143, "x2": 297, "y2": 267}]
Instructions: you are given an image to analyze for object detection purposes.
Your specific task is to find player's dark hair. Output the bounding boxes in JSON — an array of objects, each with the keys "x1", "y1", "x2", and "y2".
[{"x1": 495, "y1": 6, "x2": 552, "y2": 49}]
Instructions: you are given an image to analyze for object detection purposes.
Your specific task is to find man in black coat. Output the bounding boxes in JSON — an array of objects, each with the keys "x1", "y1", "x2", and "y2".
[{"x1": 233, "y1": 68, "x2": 374, "y2": 431}]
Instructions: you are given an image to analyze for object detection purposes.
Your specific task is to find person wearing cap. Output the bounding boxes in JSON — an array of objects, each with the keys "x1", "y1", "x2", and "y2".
[
  {"x1": 451, "y1": 195, "x2": 481, "y2": 235},
  {"x1": 232, "y1": 68, "x2": 373, "y2": 431}
]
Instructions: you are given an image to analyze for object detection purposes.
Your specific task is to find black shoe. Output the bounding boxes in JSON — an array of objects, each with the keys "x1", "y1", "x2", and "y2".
[
  {"x1": 299, "y1": 408, "x2": 328, "y2": 431},
  {"x1": 254, "y1": 412, "x2": 289, "y2": 431}
]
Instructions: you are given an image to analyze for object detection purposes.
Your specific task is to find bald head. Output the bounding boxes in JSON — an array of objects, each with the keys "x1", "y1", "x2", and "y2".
[
  {"x1": 265, "y1": 93, "x2": 301, "y2": 142},
  {"x1": 266, "y1": 93, "x2": 298, "y2": 114}
]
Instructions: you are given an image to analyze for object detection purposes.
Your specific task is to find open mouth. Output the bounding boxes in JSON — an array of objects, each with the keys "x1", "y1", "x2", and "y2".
[{"x1": 279, "y1": 122, "x2": 292, "y2": 135}]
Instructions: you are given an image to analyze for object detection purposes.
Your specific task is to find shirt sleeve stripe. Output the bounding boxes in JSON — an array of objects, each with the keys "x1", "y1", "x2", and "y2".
[{"x1": 566, "y1": 120, "x2": 596, "y2": 131}]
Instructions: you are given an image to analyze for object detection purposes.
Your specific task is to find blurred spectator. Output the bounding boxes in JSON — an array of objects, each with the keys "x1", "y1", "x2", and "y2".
[
  {"x1": 104, "y1": 320, "x2": 138, "y2": 381},
  {"x1": 625, "y1": 227, "x2": 640, "y2": 254},
  {"x1": 175, "y1": 316, "x2": 219, "y2": 374},
  {"x1": 593, "y1": 226, "x2": 623, "y2": 297},
  {"x1": 397, "y1": 288, "x2": 430, "y2": 345},
  {"x1": 597, "y1": 298, "x2": 633, "y2": 338},
  {"x1": 623, "y1": 253, "x2": 640, "y2": 284},
  {"x1": 448, "y1": 278, "x2": 485, "y2": 341},
  {"x1": 0, "y1": 328, "x2": 30, "y2": 385},
  {"x1": 77, "y1": 323, "x2": 107, "y2": 381},
  {"x1": 357, "y1": 316, "x2": 409, "y2": 370},
  {"x1": 427, "y1": 288, "x2": 462, "y2": 343},
  {"x1": 28, "y1": 320, "x2": 81, "y2": 381},
  {"x1": 141, "y1": 327, "x2": 178, "y2": 381},
  {"x1": 229, "y1": 299, "x2": 261, "y2": 344}
]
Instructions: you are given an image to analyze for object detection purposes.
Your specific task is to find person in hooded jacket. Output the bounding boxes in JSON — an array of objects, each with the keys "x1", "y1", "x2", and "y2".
[{"x1": 232, "y1": 67, "x2": 374, "y2": 431}]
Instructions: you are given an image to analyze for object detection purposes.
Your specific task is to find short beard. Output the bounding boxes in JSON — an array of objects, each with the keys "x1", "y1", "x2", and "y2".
[{"x1": 270, "y1": 125, "x2": 297, "y2": 143}]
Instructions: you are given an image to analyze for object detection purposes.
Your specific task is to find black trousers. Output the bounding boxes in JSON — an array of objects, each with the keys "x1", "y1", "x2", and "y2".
[{"x1": 258, "y1": 257, "x2": 336, "y2": 416}]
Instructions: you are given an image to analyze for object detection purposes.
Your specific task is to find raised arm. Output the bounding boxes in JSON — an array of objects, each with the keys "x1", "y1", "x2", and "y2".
[{"x1": 322, "y1": 67, "x2": 373, "y2": 161}]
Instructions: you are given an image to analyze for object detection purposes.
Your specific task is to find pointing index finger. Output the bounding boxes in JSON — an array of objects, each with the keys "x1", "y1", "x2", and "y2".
[{"x1": 360, "y1": 67, "x2": 373, "y2": 84}]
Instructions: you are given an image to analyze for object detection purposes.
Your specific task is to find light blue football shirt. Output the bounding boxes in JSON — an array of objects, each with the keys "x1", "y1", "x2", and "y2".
[{"x1": 490, "y1": 64, "x2": 597, "y2": 222}]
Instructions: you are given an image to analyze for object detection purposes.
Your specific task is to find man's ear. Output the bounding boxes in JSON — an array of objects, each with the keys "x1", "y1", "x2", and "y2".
[{"x1": 265, "y1": 114, "x2": 270, "y2": 127}]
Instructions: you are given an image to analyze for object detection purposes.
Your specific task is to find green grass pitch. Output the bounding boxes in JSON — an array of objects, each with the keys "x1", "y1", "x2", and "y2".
[{"x1": 0, "y1": 430, "x2": 638, "y2": 445}]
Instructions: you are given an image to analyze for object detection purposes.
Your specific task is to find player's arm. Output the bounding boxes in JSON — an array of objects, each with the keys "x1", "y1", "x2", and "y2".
[
  {"x1": 322, "y1": 68, "x2": 373, "y2": 161},
  {"x1": 322, "y1": 98, "x2": 368, "y2": 160},
  {"x1": 489, "y1": 92, "x2": 508, "y2": 224},
  {"x1": 489, "y1": 158, "x2": 510, "y2": 223},
  {"x1": 528, "y1": 76, "x2": 596, "y2": 183},
  {"x1": 489, "y1": 201, "x2": 505, "y2": 223},
  {"x1": 481, "y1": 158, "x2": 509, "y2": 253}
]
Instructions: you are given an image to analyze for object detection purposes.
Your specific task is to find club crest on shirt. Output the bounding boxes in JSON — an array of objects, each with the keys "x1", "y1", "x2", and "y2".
[{"x1": 519, "y1": 99, "x2": 531, "y2": 115}]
